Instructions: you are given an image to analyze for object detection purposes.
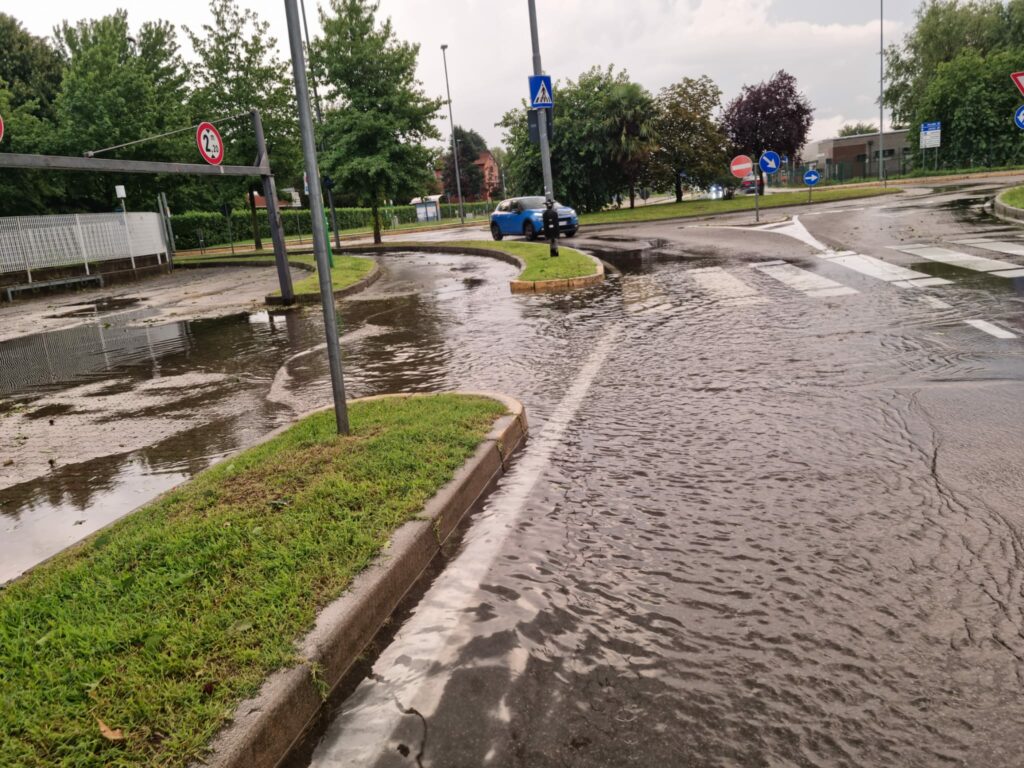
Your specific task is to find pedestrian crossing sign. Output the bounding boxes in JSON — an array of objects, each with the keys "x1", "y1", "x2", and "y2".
[{"x1": 529, "y1": 75, "x2": 554, "y2": 108}]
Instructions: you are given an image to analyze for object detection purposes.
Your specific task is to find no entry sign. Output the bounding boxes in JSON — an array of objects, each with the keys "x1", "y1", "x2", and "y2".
[
  {"x1": 0, "y1": 113, "x2": 5, "y2": 144},
  {"x1": 730, "y1": 154, "x2": 753, "y2": 178},
  {"x1": 196, "y1": 121, "x2": 224, "y2": 165}
]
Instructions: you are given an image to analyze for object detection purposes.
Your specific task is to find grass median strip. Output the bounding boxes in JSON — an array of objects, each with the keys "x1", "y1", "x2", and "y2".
[
  {"x1": 0, "y1": 394, "x2": 508, "y2": 767},
  {"x1": 378, "y1": 239, "x2": 598, "y2": 282},
  {"x1": 579, "y1": 186, "x2": 902, "y2": 226},
  {"x1": 999, "y1": 185, "x2": 1024, "y2": 209}
]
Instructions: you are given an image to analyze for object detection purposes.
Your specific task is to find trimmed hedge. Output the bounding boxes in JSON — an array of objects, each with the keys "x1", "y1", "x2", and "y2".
[{"x1": 171, "y1": 202, "x2": 500, "y2": 250}]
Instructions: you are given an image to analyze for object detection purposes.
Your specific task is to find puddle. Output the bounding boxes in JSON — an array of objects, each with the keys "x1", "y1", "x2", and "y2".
[{"x1": 45, "y1": 296, "x2": 143, "y2": 318}]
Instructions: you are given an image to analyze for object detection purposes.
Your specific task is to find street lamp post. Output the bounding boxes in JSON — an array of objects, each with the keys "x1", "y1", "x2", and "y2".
[
  {"x1": 527, "y1": 0, "x2": 555, "y2": 203},
  {"x1": 441, "y1": 44, "x2": 465, "y2": 225},
  {"x1": 880, "y1": 0, "x2": 885, "y2": 184}
]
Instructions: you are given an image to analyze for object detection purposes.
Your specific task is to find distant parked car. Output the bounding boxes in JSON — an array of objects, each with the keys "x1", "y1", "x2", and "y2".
[
  {"x1": 707, "y1": 184, "x2": 724, "y2": 200},
  {"x1": 490, "y1": 196, "x2": 579, "y2": 241},
  {"x1": 740, "y1": 174, "x2": 764, "y2": 195}
]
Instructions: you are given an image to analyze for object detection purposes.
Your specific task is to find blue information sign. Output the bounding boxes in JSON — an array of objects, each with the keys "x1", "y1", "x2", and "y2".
[
  {"x1": 1014, "y1": 105, "x2": 1024, "y2": 131},
  {"x1": 529, "y1": 75, "x2": 553, "y2": 109},
  {"x1": 804, "y1": 169, "x2": 821, "y2": 186},
  {"x1": 759, "y1": 151, "x2": 781, "y2": 175}
]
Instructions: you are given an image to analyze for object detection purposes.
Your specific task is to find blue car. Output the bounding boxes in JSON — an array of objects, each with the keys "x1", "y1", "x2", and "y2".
[{"x1": 490, "y1": 196, "x2": 579, "y2": 241}]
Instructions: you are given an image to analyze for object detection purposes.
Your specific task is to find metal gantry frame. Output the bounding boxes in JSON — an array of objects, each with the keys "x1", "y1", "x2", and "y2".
[{"x1": 0, "y1": 110, "x2": 295, "y2": 303}]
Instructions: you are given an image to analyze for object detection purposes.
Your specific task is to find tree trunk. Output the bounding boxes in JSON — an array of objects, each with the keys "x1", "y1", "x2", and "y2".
[
  {"x1": 248, "y1": 187, "x2": 263, "y2": 251},
  {"x1": 629, "y1": 186, "x2": 635, "y2": 209},
  {"x1": 675, "y1": 174, "x2": 683, "y2": 203},
  {"x1": 372, "y1": 204, "x2": 382, "y2": 245}
]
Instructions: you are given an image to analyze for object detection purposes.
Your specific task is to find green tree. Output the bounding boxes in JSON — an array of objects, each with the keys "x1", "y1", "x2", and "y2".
[
  {"x1": 0, "y1": 13, "x2": 64, "y2": 121},
  {"x1": 54, "y1": 12, "x2": 191, "y2": 212},
  {"x1": 838, "y1": 122, "x2": 878, "y2": 137},
  {"x1": 186, "y1": 0, "x2": 300, "y2": 244},
  {"x1": 499, "y1": 66, "x2": 635, "y2": 213},
  {"x1": 441, "y1": 126, "x2": 486, "y2": 202},
  {"x1": 649, "y1": 75, "x2": 728, "y2": 202},
  {"x1": 315, "y1": 0, "x2": 441, "y2": 243},
  {"x1": 605, "y1": 82, "x2": 656, "y2": 208}
]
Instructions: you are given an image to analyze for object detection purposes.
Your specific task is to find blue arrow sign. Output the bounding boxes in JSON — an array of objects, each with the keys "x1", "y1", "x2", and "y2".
[
  {"x1": 759, "y1": 151, "x2": 781, "y2": 175},
  {"x1": 1015, "y1": 105, "x2": 1024, "y2": 131},
  {"x1": 804, "y1": 169, "x2": 821, "y2": 187},
  {"x1": 529, "y1": 75, "x2": 553, "y2": 109}
]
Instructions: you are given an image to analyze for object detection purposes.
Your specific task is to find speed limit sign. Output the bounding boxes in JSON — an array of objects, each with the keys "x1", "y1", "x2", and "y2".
[{"x1": 196, "y1": 121, "x2": 224, "y2": 165}]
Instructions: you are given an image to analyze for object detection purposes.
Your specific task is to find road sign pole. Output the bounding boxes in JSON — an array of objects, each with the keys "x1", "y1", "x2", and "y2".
[
  {"x1": 285, "y1": 0, "x2": 350, "y2": 436},
  {"x1": 754, "y1": 164, "x2": 760, "y2": 223},
  {"x1": 527, "y1": 0, "x2": 555, "y2": 203},
  {"x1": 252, "y1": 109, "x2": 293, "y2": 304}
]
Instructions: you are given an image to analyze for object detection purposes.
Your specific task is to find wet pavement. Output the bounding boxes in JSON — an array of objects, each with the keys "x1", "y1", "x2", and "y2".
[{"x1": 4, "y1": 182, "x2": 1024, "y2": 766}]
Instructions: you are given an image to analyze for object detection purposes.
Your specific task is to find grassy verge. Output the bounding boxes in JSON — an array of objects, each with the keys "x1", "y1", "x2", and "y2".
[
  {"x1": 579, "y1": 186, "x2": 901, "y2": 226},
  {"x1": 999, "y1": 186, "x2": 1024, "y2": 209},
  {"x1": 458, "y1": 239, "x2": 597, "y2": 282},
  {"x1": 173, "y1": 251, "x2": 375, "y2": 297},
  {"x1": 0, "y1": 394, "x2": 508, "y2": 767}
]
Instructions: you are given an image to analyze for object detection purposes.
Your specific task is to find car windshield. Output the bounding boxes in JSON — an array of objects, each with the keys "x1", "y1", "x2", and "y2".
[{"x1": 517, "y1": 197, "x2": 548, "y2": 210}]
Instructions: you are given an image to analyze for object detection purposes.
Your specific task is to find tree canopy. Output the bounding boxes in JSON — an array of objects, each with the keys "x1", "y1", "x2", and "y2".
[
  {"x1": 721, "y1": 70, "x2": 813, "y2": 164},
  {"x1": 440, "y1": 126, "x2": 488, "y2": 202},
  {"x1": 315, "y1": 0, "x2": 440, "y2": 242},
  {"x1": 838, "y1": 122, "x2": 879, "y2": 137}
]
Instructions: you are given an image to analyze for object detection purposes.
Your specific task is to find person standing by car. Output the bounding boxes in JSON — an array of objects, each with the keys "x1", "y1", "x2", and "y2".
[{"x1": 542, "y1": 199, "x2": 560, "y2": 257}]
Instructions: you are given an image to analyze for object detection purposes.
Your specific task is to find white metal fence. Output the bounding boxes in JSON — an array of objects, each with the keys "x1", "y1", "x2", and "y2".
[{"x1": 0, "y1": 212, "x2": 168, "y2": 280}]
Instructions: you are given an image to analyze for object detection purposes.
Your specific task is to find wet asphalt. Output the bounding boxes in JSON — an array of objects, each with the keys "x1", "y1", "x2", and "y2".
[{"x1": 3, "y1": 182, "x2": 1024, "y2": 766}]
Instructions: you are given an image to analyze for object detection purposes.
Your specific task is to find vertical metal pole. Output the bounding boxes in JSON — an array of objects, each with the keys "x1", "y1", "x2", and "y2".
[
  {"x1": 441, "y1": 45, "x2": 465, "y2": 224},
  {"x1": 880, "y1": 0, "x2": 885, "y2": 184},
  {"x1": 527, "y1": 0, "x2": 555, "y2": 203},
  {"x1": 754, "y1": 160, "x2": 760, "y2": 223},
  {"x1": 121, "y1": 208, "x2": 136, "y2": 270},
  {"x1": 299, "y1": 0, "x2": 342, "y2": 249},
  {"x1": 74, "y1": 214, "x2": 90, "y2": 275},
  {"x1": 160, "y1": 192, "x2": 176, "y2": 268},
  {"x1": 285, "y1": 0, "x2": 350, "y2": 435},
  {"x1": 16, "y1": 219, "x2": 32, "y2": 283},
  {"x1": 252, "y1": 109, "x2": 294, "y2": 303}
]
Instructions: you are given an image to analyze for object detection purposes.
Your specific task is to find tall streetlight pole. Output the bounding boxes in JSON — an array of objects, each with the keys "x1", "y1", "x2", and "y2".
[
  {"x1": 880, "y1": 0, "x2": 885, "y2": 184},
  {"x1": 440, "y1": 45, "x2": 465, "y2": 225},
  {"x1": 527, "y1": 0, "x2": 554, "y2": 203},
  {"x1": 284, "y1": 0, "x2": 350, "y2": 435},
  {"x1": 299, "y1": 0, "x2": 341, "y2": 249}
]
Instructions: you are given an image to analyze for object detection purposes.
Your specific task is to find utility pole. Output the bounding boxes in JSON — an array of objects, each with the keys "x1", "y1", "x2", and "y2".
[
  {"x1": 880, "y1": 0, "x2": 886, "y2": 185},
  {"x1": 284, "y1": 0, "x2": 350, "y2": 435},
  {"x1": 527, "y1": 0, "x2": 554, "y2": 203},
  {"x1": 441, "y1": 45, "x2": 465, "y2": 224},
  {"x1": 299, "y1": 0, "x2": 341, "y2": 249}
]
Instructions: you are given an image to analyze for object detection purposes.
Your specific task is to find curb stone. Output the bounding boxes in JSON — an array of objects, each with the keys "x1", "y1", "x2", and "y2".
[
  {"x1": 338, "y1": 243, "x2": 604, "y2": 293},
  {"x1": 194, "y1": 391, "x2": 528, "y2": 768}
]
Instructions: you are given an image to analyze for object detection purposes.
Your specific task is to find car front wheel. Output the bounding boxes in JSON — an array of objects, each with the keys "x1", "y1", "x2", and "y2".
[
  {"x1": 564, "y1": 228, "x2": 577, "y2": 238},
  {"x1": 523, "y1": 221, "x2": 538, "y2": 241},
  {"x1": 490, "y1": 222, "x2": 504, "y2": 241}
]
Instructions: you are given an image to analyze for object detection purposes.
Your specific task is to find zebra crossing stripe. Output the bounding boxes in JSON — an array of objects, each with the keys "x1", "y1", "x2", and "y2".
[
  {"x1": 893, "y1": 245, "x2": 1020, "y2": 274},
  {"x1": 964, "y1": 320, "x2": 1017, "y2": 339},
  {"x1": 953, "y1": 239, "x2": 1024, "y2": 258},
  {"x1": 820, "y1": 252, "x2": 949, "y2": 286},
  {"x1": 689, "y1": 267, "x2": 767, "y2": 305},
  {"x1": 753, "y1": 262, "x2": 858, "y2": 297}
]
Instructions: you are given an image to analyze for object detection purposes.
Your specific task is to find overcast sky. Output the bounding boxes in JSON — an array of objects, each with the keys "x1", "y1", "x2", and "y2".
[{"x1": 16, "y1": 0, "x2": 922, "y2": 151}]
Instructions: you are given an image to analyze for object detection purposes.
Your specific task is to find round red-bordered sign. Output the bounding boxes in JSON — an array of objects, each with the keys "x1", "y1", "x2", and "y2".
[
  {"x1": 0, "y1": 114, "x2": 5, "y2": 144},
  {"x1": 730, "y1": 154, "x2": 753, "y2": 179},
  {"x1": 196, "y1": 121, "x2": 224, "y2": 165}
]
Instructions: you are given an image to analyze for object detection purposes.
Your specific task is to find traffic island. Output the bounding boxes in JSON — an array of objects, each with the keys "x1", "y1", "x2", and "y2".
[
  {"x1": 993, "y1": 186, "x2": 1024, "y2": 223},
  {"x1": 340, "y1": 239, "x2": 604, "y2": 293},
  {"x1": 0, "y1": 393, "x2": 528, "y2": 768}
]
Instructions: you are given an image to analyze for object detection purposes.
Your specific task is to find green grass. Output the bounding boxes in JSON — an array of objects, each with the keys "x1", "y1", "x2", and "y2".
[
  {"x1": 424, "y1": 239, "x2": 598, "y2": 282},
  {"x1": 579, "y1": 186, "x2": 902, "y2": 226},
  {"x1": 172, "y1": 251, "x2": 375, "y2": 298},
  {"x1": 0, "y1": 394, "x2": 508, "y2": 767},
  {"x1": 999, "y1": 186, "x2": 1024, "y2": 209}
]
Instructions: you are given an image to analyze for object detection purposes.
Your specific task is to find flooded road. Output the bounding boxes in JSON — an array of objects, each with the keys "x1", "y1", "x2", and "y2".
[{"x1": 4, "y1": 185, "x2": 1024, "y2": 766}]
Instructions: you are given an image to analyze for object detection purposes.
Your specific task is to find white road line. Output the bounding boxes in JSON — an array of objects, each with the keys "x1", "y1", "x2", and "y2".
[
  {"x1": 821, "y1": 252, "x2": 950, "y2": 286},
  {"x1": 991, "y1": 268, "x2": 1024, "y2": 278},
  {"x1": 894, "y1": 245, "x2": 1020, "y2": 274},
  {"x1": 891, "y1": 277, "x2": 952, "y2": 288},
  {"x1": 305, "y1": 327, "x2": 623, "y2": 766},
  {"x1": 964, "y1": 320, "x2": 1017, "y2": 339},
  {"x1": 953, "y1": 239, "x2": 1024, "y2": 257},
  {"x1": 920, "y1": 296, "x2": 952, "y2": 310},
  {"x1": 689, "y1": 267, "x2": 767, "y2": 305},
  {"x1": 752, "y1": 262, "x2": 858, "y2": 297}
]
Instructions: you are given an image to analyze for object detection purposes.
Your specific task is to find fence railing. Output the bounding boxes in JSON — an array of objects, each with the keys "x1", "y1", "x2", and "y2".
[{"x1": 0, "y1": 212, "x2": 169, "y2": 280}]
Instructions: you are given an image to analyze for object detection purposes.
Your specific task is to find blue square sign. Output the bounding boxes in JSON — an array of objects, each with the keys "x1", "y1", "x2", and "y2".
[{"x1": 529, "y1": 75, "x2": 553, "y2": 109}]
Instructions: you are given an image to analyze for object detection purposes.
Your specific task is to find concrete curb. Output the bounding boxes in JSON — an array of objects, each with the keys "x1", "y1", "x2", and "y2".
[
  {"x1": 197, "y1": 391, "x2": 528, "y2": 768},
  {"x1": 264, "y1": 262, "x2": 383, "y2": 306},
  {"x1": 992, "y1": 191, "x2": 1024, "y2": 224},
  {"x1": 338, "y1": 242, "x2": 604, "y2": 294}
]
